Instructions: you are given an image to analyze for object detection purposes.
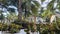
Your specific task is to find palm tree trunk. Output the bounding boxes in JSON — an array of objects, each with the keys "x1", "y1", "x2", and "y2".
[
  {"x1": 33, "y1": 16, "x2": 37, "y2": 32},
  {"x1": 18, "y1": 0, "x2": 22, "y2": 21}
]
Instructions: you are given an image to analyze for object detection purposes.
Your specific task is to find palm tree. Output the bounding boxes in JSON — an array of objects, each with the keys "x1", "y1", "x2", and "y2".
[
  {"x1": 18, "y1": 0, "x2": 22, "y2": 21},
  {"x1": 21, "y1": 0, "x2": 40, "y2": 34},
  {"x1": 41, "y1": 0, "x2": 56, "y2": 23},
  {"x1": 47, "y1": 0, "x2": 57, "y2": 24}
]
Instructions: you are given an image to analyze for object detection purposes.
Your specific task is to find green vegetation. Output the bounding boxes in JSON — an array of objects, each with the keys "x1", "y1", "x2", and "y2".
[{"x1": 0, "y1": 0, "x2": 60, "y2": 34}]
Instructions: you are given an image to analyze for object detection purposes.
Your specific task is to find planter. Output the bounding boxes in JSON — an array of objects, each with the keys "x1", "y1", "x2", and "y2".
[
  {"x1": 0, "y1": 31, "x2": 11, "y2": 34},
  {"x1": 0, "y1": 29, "x2": 26, "y2": 34}
]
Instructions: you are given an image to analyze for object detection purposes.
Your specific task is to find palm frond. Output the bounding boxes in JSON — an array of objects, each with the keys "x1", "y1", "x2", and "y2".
[{"x1": 33, "y1": 1, "x2": 40, "y2": 8}]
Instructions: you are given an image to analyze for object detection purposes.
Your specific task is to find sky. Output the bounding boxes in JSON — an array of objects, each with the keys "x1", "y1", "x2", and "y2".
[{"x1": 36, "y1": 0, "x2": 52, "y2": 7}]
